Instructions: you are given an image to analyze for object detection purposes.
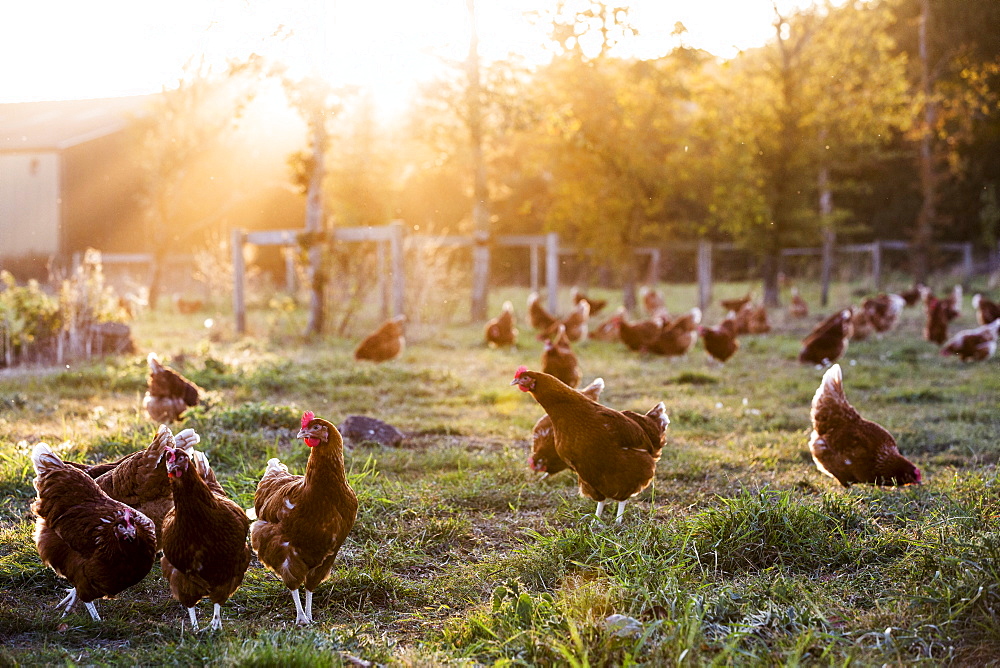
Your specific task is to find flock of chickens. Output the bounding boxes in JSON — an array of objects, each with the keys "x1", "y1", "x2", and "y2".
[{"x1": 24, "y1": 284, "x2": 1000, "y2": 630}]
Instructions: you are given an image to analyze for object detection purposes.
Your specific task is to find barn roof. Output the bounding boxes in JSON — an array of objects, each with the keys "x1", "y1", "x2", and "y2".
[{"x1": 0, "y1": 95, "x2": 152, "y2": 153}]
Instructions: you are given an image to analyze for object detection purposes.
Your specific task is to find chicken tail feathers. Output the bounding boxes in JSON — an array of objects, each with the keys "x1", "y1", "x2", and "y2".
[
  {"x1": 646, "y1": 402, "x2": 670, "y2": 432},
  {"x1": 31, "y1": 443, "x2": 62, "y2": 475},
  {"x1": 265, "y1": 458, "x2": 288, "y2": 474},
  {"x1": 147, "y1": 352, "x2": 163, "y2": 373}
]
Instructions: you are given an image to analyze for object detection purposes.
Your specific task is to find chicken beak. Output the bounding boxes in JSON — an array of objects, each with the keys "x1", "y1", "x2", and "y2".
[{"x1": 295, "y1": 427, "x2": 307, "y2": 439}]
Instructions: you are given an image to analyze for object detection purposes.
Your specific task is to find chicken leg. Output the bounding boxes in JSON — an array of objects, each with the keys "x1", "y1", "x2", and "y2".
[{"x1": 291, "y1": 589, "x2": 310, "y2": 625}]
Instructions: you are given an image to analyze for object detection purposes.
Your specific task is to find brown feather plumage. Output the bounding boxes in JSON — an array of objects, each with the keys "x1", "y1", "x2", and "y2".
[
  {"x1": 31, "y1": 444, "x2": 157, "y2": 619},
  {"x1": 160, "y1": 442, "x2": 250, "y2": 631},
  {"x1": 809, "y1": 364, "x2": 920, "y2": 487},
  {"x1": 529, "y1": 377, "x2": 605, "y2": 478},
  {"x1": 512, "y1": 369, "x2": 669, "y2": 522},
  {"x1": 143, "y1": 353, "x2": 201, "y2": 423},
  {"x1": 799, "y1": 309, "x2": 852, "y2": 365},
  {"x1": 354, "y1": 315, "x2": 405, "y2": 362},
  {"x1": 250, "y1": 415, "x2": 358, "y2": 624}
]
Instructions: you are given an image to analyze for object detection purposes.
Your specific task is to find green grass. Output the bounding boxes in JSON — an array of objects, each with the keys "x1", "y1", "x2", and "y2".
[{"x1": 2, "y1": 280, "x2": 999, "y2": 665}]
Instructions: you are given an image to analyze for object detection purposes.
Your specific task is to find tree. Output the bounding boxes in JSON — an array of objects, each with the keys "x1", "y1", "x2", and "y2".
[
  {"x1": 518, "y1": 3, "x2": 710, "y2": 309},
  {"x1": 135, "y1": 56, "x2": 263, "y2": 310},
  {"x1": 713, "y1": 2, "x2": 909, "y2": 305},
  {"x1": 282, "y1": 75, "x2": 353, "y2": 336},
  {"x1": 890, "y1": 0, "x2": 1000, "y2": 279}
]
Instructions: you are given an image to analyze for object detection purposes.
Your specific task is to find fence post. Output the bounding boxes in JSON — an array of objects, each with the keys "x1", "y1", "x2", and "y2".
[
  {"x1": 282, "y1": 247, "x2": 296, "y2": 294},
  {"x1": 647, "y1": 249, "x2": 661, "y2": 285},
  {"x1": 389, "y1": 221, "x2": 405, "y2": 317},
  {"x1": 546, "y1": 232, "x2": 559, "y2": 314},
  {"x1": 697, "y1": 240, "x2": 712, "y2": 312},
  {"x1": 962, "y1": 242, "x2": 973, "y2": 285},
  {"x1": 530, "y1": 243, "x2": 540, "y2": 294},
  {"x1": 871, "y1": 242, "x2": 882, "y2": 292},
  {"x1": 377, "y1": 240, "x2": 389, "y2": 320},
  {"x1": 231, "y1": 228, "x2": 247, "y2": 335}
]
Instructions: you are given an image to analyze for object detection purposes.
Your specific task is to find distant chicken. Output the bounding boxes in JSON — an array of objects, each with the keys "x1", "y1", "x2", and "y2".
[
  {"x1": 529, "y1": 377, "x2": 605, "y2": 478},
  {"x1": 541, "y1": 324, "x2": 582, "y2": 388},
  {"x1": 143, "y1": 353, "x2": 201, "y2": 423},
  {"x1": 65, "y1": 426, "x2": 218, "y2": 545},
  {"x1": 174, "y1": 296, "x2": 204, "y2": 314},
  {"x1": 788, "y1": 287, "x2": 809, "y2": 319},
  {"x1": 940, "y1": 319, "x2": 1000, "y2": 362},
  {"x1": 251, "y1": 412, "x2": 358, "y2": 625},
  {"x1": 616, "y1": 313, "x2": 663, "y2": 352},
  {"x1": 922, "y1": 288, "x2": 960, "y2": 345},
  {"x1": 733, "y1": 303, "x2": 771, "y2": 335},
  {"x1": 354, "y1": 315, "x2": 405, "y2": 362},
  {"x1": 590, "y1": 307, "x2": 624, "y2": 342},
  {"x1": 649, "y1": 308, "x2": 701, "y2": 357},
  {"x1": 527, "y1": 292, "x2": 558, "y2": 332},
  {"x1": 848, "y1": 306, "x2": 874, "y2": 341},
  {"x1": 720, "y1": 293, "x2": 753, "y2": 314},
  {"x1": 860, "y1": 293, "x2": 906, "y2": 333},
  {"x1": 571, "y1": 286, "x2": 607, "y2": 316},
  {"x1": 485, "y1": 301, "x2": 518, "y2": 347},
  {"x1": 31, "y1": 443, "x2": 157, "y2": 621},
  {"x1": 972, "y1": 293, "x2": 1000, "y2": 325},
  {"x1": 899, "y1": 284, "x2": 925, "y2": 307},
  {"x1": 799, "y1": 309, "x2": 853, "y2": 365},
  {"x1": 512, "y1": 367, "x2": 669, "y2": 523},
  {"x1": 160, "y1": 438, "x2": 250, "y2": 631},
  {"x1": 699, "y1": 317, "x2": 739, "y2": 364},
  {"x1": 542, "y1": 299, "x2": 590, "y2": 343},
  {"x1": 640, "y1": 286, "x2": 667, "y2": 317},
  {"x1": 809, "y1": 364, "x2": 921, "y2": 487}
]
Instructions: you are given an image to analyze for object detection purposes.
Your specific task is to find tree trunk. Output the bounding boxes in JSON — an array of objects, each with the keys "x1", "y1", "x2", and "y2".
[
  {"x1": 305, "y1": 117, "x2": 327, "y2": 337},
  {"x1": 762, "y1": 251, "x2": 781, "y2": 307},
  {"x1": 914, "y1": 0, "x2": 937, "y2": 283},
  {"x1": 819, "y1": 164, "x2": 834, "y2": 307},
  {"x1": 467, "y1": 0, "x2": 490, "y2": 321}
]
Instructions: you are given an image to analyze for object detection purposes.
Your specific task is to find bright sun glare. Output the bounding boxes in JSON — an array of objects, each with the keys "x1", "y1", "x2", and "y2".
[{"x1": 0, "y1": 0, "x2": 813, "y2": 112}]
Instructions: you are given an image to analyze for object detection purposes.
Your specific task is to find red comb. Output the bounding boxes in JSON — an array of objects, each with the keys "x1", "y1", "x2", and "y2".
[
  {"x1": 515, "y1": 365, "x2": 528, "y2": 378},
  {"x1": 301, "y1": 411, "x2": 315, "y2": 428}
]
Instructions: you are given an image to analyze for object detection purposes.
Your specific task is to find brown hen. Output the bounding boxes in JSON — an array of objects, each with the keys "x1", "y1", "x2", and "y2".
[
  {"x1": 143, "y1": 353, "x2": 201, "y2": 423},
  {"x1": 354, "y1": 315, "x2": 405, "y2": 362},
  {"x1": 809, "y1": 364, "x2": 921, "y2": 487},
  {"x1": 528, "y1": 377, "x2": 605, "y2": 478},
  {"x1": 512, "y1": 368, "x2": 669, "y2": 523},
  {"x1": 541, "y1": 324, "x2": 582, "y2": 387},
  {"x1": 799, "y1": 309, "x2": 852, "y2": 365},
  {"x1": 250, "y1": 412, "x2": 358, "y2": 625},
  {"x1": 31, "y1": 443, "x2": 157, "y2": 621},
  {"x1": 485, "y1": 301, "x2": 518, "y2": 347},
  {"x1": 160, "y1": 438, "x2": 251, "y2": 631}
]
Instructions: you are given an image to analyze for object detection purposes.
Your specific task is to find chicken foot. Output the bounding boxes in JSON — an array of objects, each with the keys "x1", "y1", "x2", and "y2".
[
  {"x1": 291, "y1": 589, "x2": 310, "y2": 625},
  {"x1": 55, "y1": 587, "x2": 101, "y2": 621},
  {"x1": 594, "y1": 500, "x2": 629, "y2": 523}
]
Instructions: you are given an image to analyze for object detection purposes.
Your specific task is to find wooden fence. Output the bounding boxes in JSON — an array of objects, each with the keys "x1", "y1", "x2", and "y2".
[{"x1": 229, "y1": 227, "x2": 979, "y2": 333}]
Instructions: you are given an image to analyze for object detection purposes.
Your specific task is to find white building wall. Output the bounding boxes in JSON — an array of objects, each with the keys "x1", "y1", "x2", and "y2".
[{"x1": 0, "y1": 152, "x2": 60, "y2": 255}]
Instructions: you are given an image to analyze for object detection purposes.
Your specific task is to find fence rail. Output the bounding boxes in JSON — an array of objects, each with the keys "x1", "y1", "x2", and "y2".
[{"x1": 228, "y1": 227, "x2": 982, "y2": 333}]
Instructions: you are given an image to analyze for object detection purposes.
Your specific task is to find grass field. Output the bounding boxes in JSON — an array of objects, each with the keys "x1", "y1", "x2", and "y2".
[{"x1": 1, "y1": 281, "x2": 999, "y2": 666}]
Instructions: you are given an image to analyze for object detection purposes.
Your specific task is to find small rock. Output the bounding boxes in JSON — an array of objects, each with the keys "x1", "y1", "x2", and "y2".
[{"x1": 337, "y1": 415, "x2": 405, "y2": 448}]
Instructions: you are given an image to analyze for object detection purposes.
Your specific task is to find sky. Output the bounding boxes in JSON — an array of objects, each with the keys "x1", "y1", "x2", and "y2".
[{"x1": 0, "y1": 0, "x2": 815, "y2": 111}]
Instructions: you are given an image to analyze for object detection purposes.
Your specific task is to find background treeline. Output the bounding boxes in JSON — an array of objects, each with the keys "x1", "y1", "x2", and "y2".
[{"x1": 127, "y1": 0, "x2": 1000, "y2": 307}]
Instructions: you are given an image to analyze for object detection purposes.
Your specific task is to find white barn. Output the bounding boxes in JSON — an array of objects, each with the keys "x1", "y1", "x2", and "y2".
[{"x1": 0, "y1": 96, "x2": 150, "y2": 277}]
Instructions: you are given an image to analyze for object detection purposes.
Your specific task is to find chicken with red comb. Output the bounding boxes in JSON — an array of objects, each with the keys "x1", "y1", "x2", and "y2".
[
  {"x1": 250, "y1": 412, "x2": 358, "y2": 624},
  {"x1": 160, "y1": 436, "x2": 251, "y2": 631},
  {"x1": 512, "y1": 368, "x2": 669, "y2": 523}
]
